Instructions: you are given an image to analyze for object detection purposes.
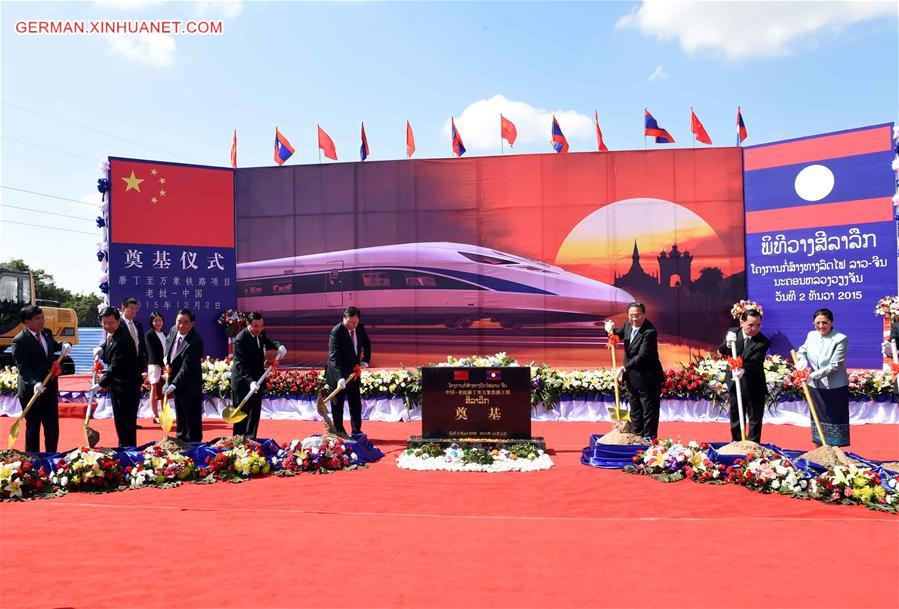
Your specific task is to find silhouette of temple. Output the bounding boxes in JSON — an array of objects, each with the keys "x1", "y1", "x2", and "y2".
[{"x1": 614, "y1": 241, "x2": 693, "y2": 291}]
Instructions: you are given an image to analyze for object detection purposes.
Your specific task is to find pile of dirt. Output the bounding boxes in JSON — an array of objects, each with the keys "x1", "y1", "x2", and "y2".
[
  {"x1": 211, "y1": 436, "x2": 259, "y2": 450},
  {"x1": 598, "y1": 428, "x2": 651, "y2": 446},
  {"x1": 717, "y1": 440, "x2": 772, "y2": 456},
  {"x1": 879, "y1": 462, "x2": 899, "y2": 473},
  {"x1": 0, "y1": 449, "x2": 34, "y2": 462},
  {"x1": 798, "y1": 445, "x2": 868, "y2": 467},
  {"x1": 152, "y1": 437, "x2": 191, "y2": 453}
]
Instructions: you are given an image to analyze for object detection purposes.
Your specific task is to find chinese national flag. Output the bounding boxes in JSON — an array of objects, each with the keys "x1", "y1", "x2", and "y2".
[
  {"x1": 690, "y1": 108, "x2": 713, "y2": 145},
  {"x1": 230, "y1": 130, "x2": 237, "y2": 168},
  {"x1": 109, "y1": 158, "x2": 234, "y2": 248},
  {"x1": 318, "y1": 125, "x2": 338, "y2": 160},
  {"x1": 406, "y1": 120, "x2": 416, "y2": 158},
  {"x1": 594, "y1": 110, "x2": 609, "y2": 152},
  {"x1": 500, "y1": 114, "x2": 517, "y2": 147}
]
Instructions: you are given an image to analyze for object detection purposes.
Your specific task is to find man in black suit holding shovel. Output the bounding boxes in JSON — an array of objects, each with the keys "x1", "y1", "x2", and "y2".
[
  {"x1": 230, "y1": 311, "x2": 285, "y2": 437},
  {"x1": 325, "y1": 306, "x2": 371, "y2": 438},
  {"x1": 92, "y1": 306, "x2": 142, "y2": 447}
]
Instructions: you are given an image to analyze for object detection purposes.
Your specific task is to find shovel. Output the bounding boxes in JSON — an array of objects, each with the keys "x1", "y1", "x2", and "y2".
[
  {"x1": 791, "y1": 349, "x2": 828, "y2": 447},
  {"x1": 8, "y1": 350, "x2": 68, "y2": 450},
  {"x1": 315, "y1": 371, "x2": 358, "y2": 434},
  {"x1": 222, "y1": 349, "x2": 288, "y2": 424},
  {"x1": 605, "y1": 324, "x2": 630, "y2": 421},
  {"x1": 82, "y1": 356, "x2": 102, "y2": 448},
  {"x1": 729, "y1": 342, "x2": 747, "y2": 442},
  {"x1": 158, "y1": 366, "x2": 175, "y2": 433}
]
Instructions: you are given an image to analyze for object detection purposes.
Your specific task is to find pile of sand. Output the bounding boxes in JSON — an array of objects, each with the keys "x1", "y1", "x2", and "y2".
[
  {"x1": 152, "y1": 437, "x2": 191, "y2": 453},
  {"x1": 799, "y1": 445, "x2": 867, "y2": 467},
  {"x1": 212, "y1": 435, "x2": 259, "y2": 450},
  {"x1": 717, "y1": 440, "x2": 772, "y2": 456},
  {"x1": 0, "y1": 449, "x2": 33, "y2": 462},
  {"x1": 598, "y1": 427, "x2": 651, "y2": 446}
]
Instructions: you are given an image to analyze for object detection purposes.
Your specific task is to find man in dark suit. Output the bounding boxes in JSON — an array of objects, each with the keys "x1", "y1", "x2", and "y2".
[
  {"x1": 718, "y1": 309, "x2": 772, "y2": 443},
  {"x1": 92, "y1": 306, "x2": 142, "y2": 447},
  {"x1": 162, "y1": 308, "x2": 205, "y2": 442},
  {"x1": 325, "y1": 306, "x2": 371, "y2": 438},
  {"x1": 10, "y1": 305, "x2": 70, "y2": 453},
  {"x1": 606, "y1": 302, "x2": 664, "y2": 438},
  {"x1": 231, "y1": 311, "x2": 285, "y2": 437},
  {"x1": 121, "y1": 297, "x2": 148, "y2": 371}
]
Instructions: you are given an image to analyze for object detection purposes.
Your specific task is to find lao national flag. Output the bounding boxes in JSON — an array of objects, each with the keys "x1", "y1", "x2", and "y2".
[
  {"x1": 485, "y1": 369, "x2": 502, "y2": 381},
  {"x1": 451, "y1": 117, "x2": 466, "y2": 157},
  {"x1": 453, "y1": 370, "x2": 469, "y2": 381},
  {"x1": 274, "y1": 128, "x2": 295, "y2": 166},
  {"x1": 109, "y1": 158, "x2": 234, "y2": 248},
  {"x1": 406, "y1": 120, "x2": 416, "y2": 158},
  {"x1": 690, "y1": 108, "x2": 712, "y2": 145},
  {"x1": 736, "y1": 106, "x2": 748, "y2": 145},
  {"x1": 318, "y1": 125, "x2": 338, "y2": 160},
  {"x1": 594, "y1": 110, "x2": 609, "y2": 152},
  {"x1": 644, "y1": 108, "x2": 674, "y2": 144},
  {"x1": 500, "y1": 114, "x2": 517, "y2": 147},
  {"x1": 360, "y1": 122, "x2": 370, "y2": 161},
  {"x1": 551, "y1": 115, "x2": 569, "y2": 153}
]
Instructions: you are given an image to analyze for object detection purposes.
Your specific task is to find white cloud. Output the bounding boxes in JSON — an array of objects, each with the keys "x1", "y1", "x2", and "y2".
[
  {"x1": 444, "y1": 95, "x2": 593, "y2": 152},
  {"x1": 647, "y1": 64, "x2": 668, "y2": 81},
  {"x1": 616, "y1": 0, "x2": 896, "y2": 60},
  {"x1": 105, "y1": 33, "x2": 176, "y2": 68},
  {"x1": 196, "y1": 1, "x2": 243, "y2": 19},
  {"x1": 93, "y1": 0, "x2": 166, "y2": 9}
]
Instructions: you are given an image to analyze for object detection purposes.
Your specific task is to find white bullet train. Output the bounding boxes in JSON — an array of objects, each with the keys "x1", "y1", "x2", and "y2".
[{"x1": 236, "y1": 242, "x2": 633, "y2": 328}]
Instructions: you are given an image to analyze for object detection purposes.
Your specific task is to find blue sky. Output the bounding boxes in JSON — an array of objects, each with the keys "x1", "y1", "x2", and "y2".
[{"x1": 1, "y1": 0, "x2": 896, "y2": 293}]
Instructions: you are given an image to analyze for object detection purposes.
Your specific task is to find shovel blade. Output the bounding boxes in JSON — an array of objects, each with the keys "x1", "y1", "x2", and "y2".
[
  {"x1": 7, "y1": 423, "x2": 20, "y2": 450},
  {"x1": 160, "y1": 405, "x2": 175, "y2": 433},
  {"x1": 608, "y1": 406, "x2": 631, "y2": 421},
  {"x1": 222, "y1": 407, "x2": 247, "y2": 424},
  {"x1": 84, "y1": 425, "x2": 100, "y2": 449}
]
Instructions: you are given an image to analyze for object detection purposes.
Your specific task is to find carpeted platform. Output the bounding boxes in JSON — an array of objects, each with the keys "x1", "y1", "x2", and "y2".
[{"x1": 1, "y1": 418, "x2": 897, "y2": 609}]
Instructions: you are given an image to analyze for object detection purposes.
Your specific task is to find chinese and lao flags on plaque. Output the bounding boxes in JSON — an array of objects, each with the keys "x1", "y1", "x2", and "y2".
[
  {"x1": 108, "y1": 158, "x2": 236, "y2": 356},
  {"x1": 743, "y1": 123, "x2": 897, "y2": 368}
]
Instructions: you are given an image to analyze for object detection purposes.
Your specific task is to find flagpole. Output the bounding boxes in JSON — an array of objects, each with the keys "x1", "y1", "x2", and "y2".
[
  {"x1": 317, "y1": 124, "x2": 321, "y2": 164},
  {"x1": 500, "y1": 114, "x2": 505, "y2": 156}
]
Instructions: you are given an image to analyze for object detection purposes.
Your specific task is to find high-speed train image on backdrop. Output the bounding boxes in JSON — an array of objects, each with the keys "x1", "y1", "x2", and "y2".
[{"x1": 237, "y1": 242, "x2": 633, "y2": 329}]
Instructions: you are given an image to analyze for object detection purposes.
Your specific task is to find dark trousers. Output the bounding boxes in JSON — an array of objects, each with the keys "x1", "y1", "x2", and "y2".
[
  {"x1": 232, "y1": 391, "x2": 262, "y2": 438},
  {"x1": 626, "y1": 379, "x2": 661, "y2": 439},
  {"x1": 174, "y1": 390, "x2": 203, "y2": 442},
  {"x1": 331, "y1": 380, "x2": 362, "y2": 435},
  {"x1": 729, "y1": 391, "x2": 764, "y2": 443},
  {"x1": 22, "y1": 391, "x2": 59, "y2": 453},
  {"x1": 110, "y1": 389, "x2": 140, "y2": 447}
]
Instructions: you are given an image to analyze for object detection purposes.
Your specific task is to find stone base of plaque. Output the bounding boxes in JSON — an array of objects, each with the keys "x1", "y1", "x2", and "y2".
[{"x1": 407, "y1": 435, "x2": 546, "y2": 451}]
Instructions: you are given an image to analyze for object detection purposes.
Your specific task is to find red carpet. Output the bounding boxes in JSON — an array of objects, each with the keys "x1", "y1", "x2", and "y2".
[{"x1": 1, "y1": 418, "x2": 897, "y2": 609}]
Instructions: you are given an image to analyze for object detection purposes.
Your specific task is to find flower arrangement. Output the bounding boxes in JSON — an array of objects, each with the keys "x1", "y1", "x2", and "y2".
[
  {"x1": 50, "y1": 448, "x2": 124, "y2": 492},
  {"x1": 202, "y1": 356, "x2": 233, "y2": 398},
  {"x1": 265, "y1": 368, "x2": 325, "y2": 396},
  {"x1": 815, "y1": 464, "x2": 897, "y2": 513},
  {"x1": 730, "y1": 299, "x2": 764, "y2": 320},
  {"x1": 437, "y1": 352, "x2": 519, "y2": 368},
  {"x1": 200, "y1": 438, "x2": 271, "y2": 481},
  {"x1": 127, "y1": 445, "x2": 197, "y2": 489},
  {"x1": 0, "y1": 367, "x2": 16, "y2": 393},
  {"x1": 360, "y1": 368, "x2": 421, "y2": 409},
  {"x1": 874, "y1": 295, "x2": 899, "y2": 322},
  {"x1": 276, "y1": 435, "x2": 358, "y2": 474},
  {"x1": 625, "y1": 438, "x2": 723, "y2": 483},
  {"x1": 217, "y1": 309, "x2": 247, "y2": 339},
  {"x1": 1, "y1": 456, "x2": 52, "y2": 500},
  {"x1": 396, "y1": 442, "x2": 553, "y2": 473},
  {"x1": 727, "y1": 453, "x2": 814, "y2": 497}
]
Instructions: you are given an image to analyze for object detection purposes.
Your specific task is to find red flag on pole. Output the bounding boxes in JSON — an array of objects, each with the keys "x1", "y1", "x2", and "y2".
[
  {"x1": 406, "y1": 120, "x2": 415, "y2": 158},
  {"x1": 318, "y1": 125, "x2": 338, "y2": 160},
  {"x1": 500, "y1": 114, "x2": 517, "y2": 147},
  {"x1": 690, "y1": 108, "x2": 713, "y2": 145},
  {"x1": 230, "y1": 130, "x2": 237, "y2": 168},
  {"x1": 594, "y1": 111, "x2": 609, "y2": 152}
]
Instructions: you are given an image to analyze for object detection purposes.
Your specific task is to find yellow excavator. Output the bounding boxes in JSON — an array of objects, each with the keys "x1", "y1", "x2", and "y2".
[{"x1": 0, "y1": 267, "x2": 78, "y2": 371}]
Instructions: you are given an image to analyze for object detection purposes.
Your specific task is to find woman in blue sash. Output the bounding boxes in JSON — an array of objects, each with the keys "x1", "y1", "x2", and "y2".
[{"x1": 796, "y1": 308, "x2": 849, "y2": 446}]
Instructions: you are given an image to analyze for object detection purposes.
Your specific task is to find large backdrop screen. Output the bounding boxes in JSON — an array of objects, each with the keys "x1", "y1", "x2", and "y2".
[
  {"x1": 744, "y1": 123, "x2": 897, "y2": 368},
  {"x1": 235, "y1": 149, "x2": 746, "y2": 367}
]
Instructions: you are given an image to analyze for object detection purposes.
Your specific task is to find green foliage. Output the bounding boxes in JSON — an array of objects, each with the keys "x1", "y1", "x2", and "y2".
[
  {"x1": 415, "y1": 443, "x2": 445, "y2": 459},
  {"x1": 460, "y1": 448, "x2": 494, "y2": 465},
  {"x1": 2, "y1": 258, "x2": 102, "y2": 327},
  {"x1": 507, "y1": 443, "x2": 541, "y2": 459}
]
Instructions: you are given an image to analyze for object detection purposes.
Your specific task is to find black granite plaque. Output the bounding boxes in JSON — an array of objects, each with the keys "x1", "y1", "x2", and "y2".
[{"x1": 420, "y1": 367, "x2": 532, "y2": 439}]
